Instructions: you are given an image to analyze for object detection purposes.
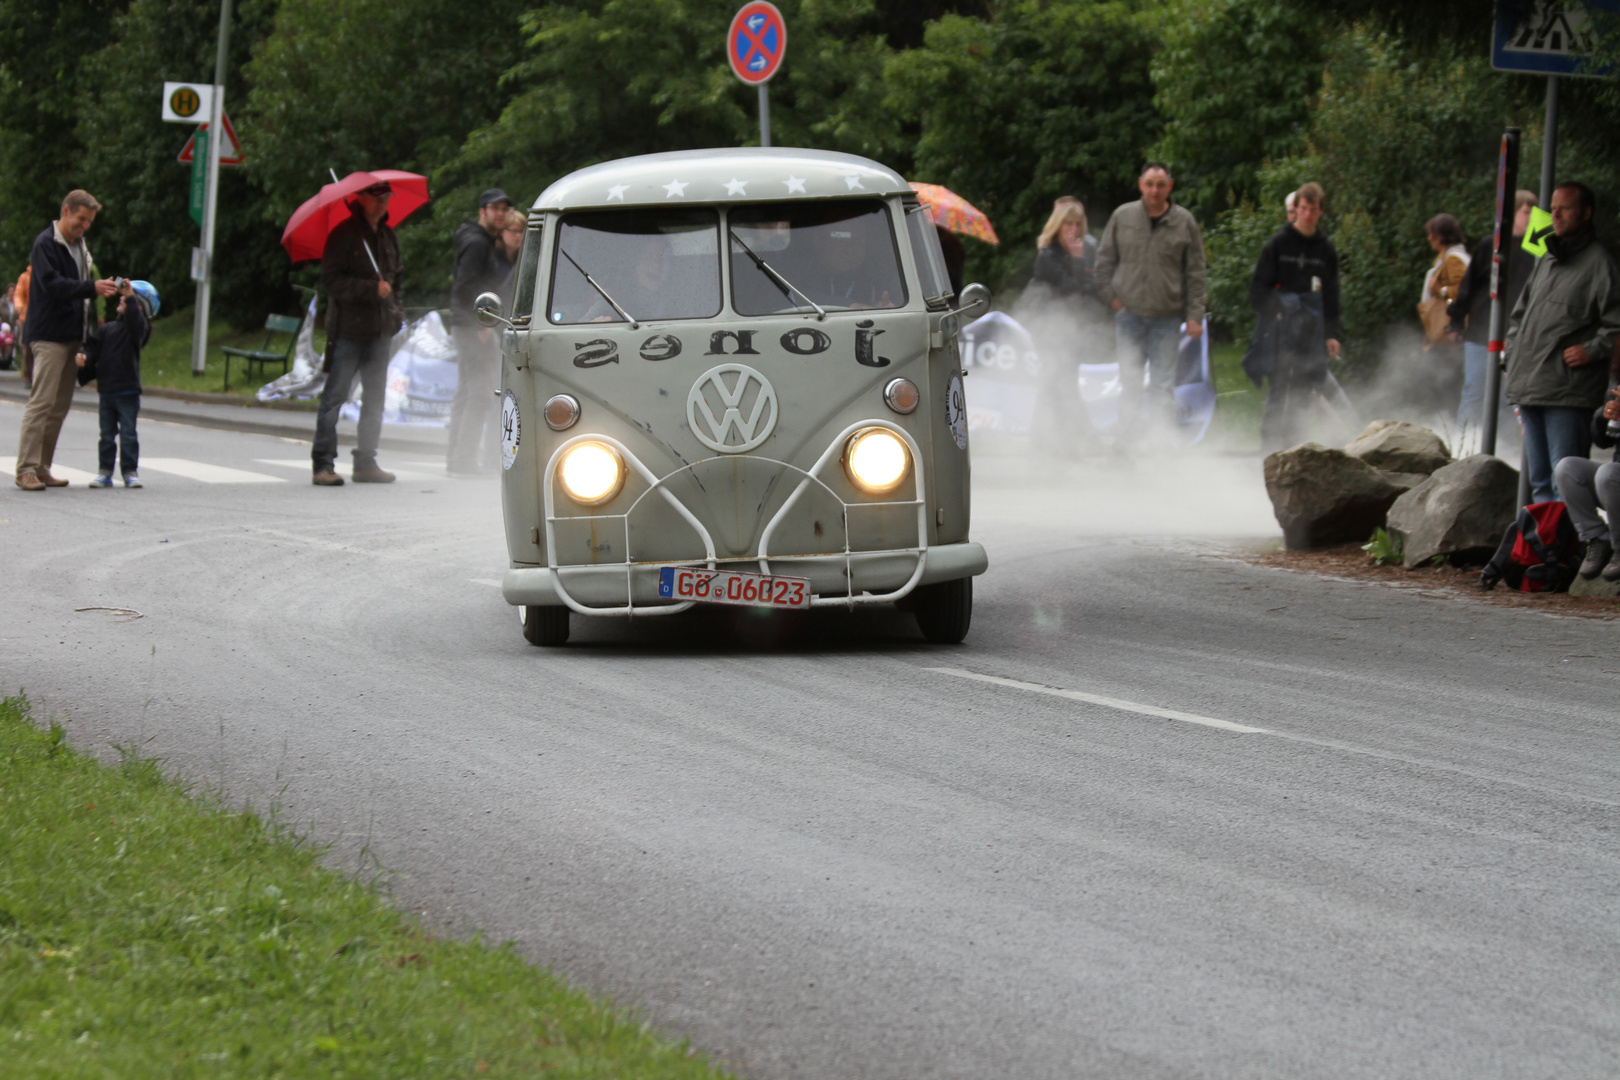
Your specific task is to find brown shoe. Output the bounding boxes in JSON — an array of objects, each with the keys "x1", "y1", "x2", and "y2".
[
  {"x1": 351, "y1": 466, "x2": 395, "y2": 483},
  {"x1": 15, "y1": 470, "x2": 46, "y2": 491},
  {"x1": 35, "y1": 469, "x2": 69, "y2": 487},
  {"x1": 312, "y1": 469, "x2": 345, "y2": 486}
]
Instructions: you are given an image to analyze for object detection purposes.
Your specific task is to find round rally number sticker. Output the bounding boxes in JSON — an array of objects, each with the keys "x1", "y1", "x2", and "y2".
[
  {"x1": 500, "y1": 391, "x2": 521, "y2": 470},
  {"x1": 945, "y1": 371, "x2": 968, "y2": 450}
]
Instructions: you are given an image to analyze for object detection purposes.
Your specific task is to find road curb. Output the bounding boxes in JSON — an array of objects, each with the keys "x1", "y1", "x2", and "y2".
[{"x1": 0, "y1": 374, "x2": 447, "y2": 457}]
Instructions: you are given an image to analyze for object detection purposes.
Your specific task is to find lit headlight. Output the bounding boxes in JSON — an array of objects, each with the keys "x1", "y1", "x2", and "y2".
[
  {"x1": 844, "y1": 427, "x2": 910, "y2": 494},
  {"x1": 558, "y1": 441, "x2": 624, "y2": 505}
]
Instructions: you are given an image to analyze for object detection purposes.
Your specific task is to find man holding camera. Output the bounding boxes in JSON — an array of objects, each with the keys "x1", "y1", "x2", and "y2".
[{"x1": 15, "y1": 190, "x2": 120, "y2": 491}]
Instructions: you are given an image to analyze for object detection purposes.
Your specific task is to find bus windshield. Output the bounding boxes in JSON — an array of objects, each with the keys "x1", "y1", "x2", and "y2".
[
  {"x1": 730, "y1": 200, "x2": 907, "y2": 316},
  {"x1": 549, "y1": 209, "x2": 721, "y2": 324}
]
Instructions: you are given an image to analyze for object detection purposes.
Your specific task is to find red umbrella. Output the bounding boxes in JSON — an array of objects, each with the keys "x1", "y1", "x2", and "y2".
[{"x1": 280, "y1": 170, "x2": 430, "y2": 263}]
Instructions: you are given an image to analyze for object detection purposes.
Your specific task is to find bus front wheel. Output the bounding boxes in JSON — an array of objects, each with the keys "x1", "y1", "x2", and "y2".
[
  {"x1": 521, "y1": 604, "x2": 570, "y2": 646},
  {"x1": 912, "y1": 577, "x2": 972, "y2": 644}
]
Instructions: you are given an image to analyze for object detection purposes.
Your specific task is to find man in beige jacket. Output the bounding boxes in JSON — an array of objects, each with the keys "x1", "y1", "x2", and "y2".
[{"x1": 1095, "y1": 163, "x2": 1207, "y2": 448}]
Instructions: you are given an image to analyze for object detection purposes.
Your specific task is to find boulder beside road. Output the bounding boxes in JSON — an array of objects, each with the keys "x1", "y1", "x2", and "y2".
[
  {"x1": 1344, "y1": 420, "x2": 1452, "y2": 477},
  {"x1": 1264, "y1": 443, "x2": 1412, "y2": 549},
  {"x1": 1386, "y1": 454, "x2": 1519, "y2": 568}
]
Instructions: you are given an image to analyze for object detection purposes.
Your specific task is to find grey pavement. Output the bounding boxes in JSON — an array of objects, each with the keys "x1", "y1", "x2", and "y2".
[{"x1": 1, "y1": 397, "x2": 1616, "y2": 1080}]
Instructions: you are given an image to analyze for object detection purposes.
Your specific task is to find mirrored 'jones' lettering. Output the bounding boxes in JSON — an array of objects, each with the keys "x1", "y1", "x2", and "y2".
[{"x1": 573, "y1": 328, "x2": 885, "y2": 368}]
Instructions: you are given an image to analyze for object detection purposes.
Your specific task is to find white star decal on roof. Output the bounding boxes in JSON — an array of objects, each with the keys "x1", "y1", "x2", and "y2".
[
  {"x1": 663, "y1": 179, "x2": 689, "y2": 198},
  {"x1": 843, "y1": 175, "x2": 865, "y2": 190},
  {"x1": 723, "y1": 178, "x2": 749, "y2": 196},
  {"x1": 606, "y1": 184, "x2": 628, "y2": 202},
  {"x1": 783, "y1": 175, "x2": 807, "y2": 194}
]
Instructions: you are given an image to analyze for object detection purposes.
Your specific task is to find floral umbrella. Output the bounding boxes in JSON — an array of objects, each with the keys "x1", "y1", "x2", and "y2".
[
  {"x1": 908, "y1": 182, "x2": 999, "y2": 245},
  {"x1": 280, "y1": 170, "x2": 431, "y2": 264}
]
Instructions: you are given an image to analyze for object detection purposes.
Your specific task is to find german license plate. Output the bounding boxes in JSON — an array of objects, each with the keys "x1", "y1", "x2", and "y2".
[{"x1": 657, "y1": 566, "x2": 812, "y2": 609}]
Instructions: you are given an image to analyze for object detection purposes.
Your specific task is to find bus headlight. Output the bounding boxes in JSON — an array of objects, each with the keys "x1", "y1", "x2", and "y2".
[
  {"x1": 844, "y1": 427, "x2": 910, "y2": 494},
  {"x1": 557, "y1": 441, "x2": 624, "y2": 505}
]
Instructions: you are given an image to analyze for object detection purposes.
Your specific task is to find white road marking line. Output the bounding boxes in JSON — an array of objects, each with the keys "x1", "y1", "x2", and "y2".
[
  {"x1": 925, "y1": 667, "x2": 1268, "y2": 734},
  {"x1": 140, "y1": 458, "x2": 285, "y2": 484},
  {"x1": 253, "y1": 458, "x2": 436, "y2": 481},
  {"x1": 468, "y1": 578, "x2": 502, "y2": 588},
  {"x1": 0, "y1": 456, "x2": 100, "y2": 485}
]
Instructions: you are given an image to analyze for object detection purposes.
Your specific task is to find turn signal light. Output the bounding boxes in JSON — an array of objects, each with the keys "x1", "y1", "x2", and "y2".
[
  {"x1": 883, "y1": 377, "x2": 920, "y2": 414},
  {"x1": 558, "y1": 441, "x2": 624, "y2": 505},
  {"x1": 844, "y1": 428, "x2": 910, "y2": 494},
  {"x1": 544, "y1": 394, "x2": 580, "y2": 430}
]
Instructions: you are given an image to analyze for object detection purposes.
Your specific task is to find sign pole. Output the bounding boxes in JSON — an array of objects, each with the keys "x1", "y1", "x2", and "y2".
[
  {"x1": 758, "y1": 84, "x2": 771, "y2": 147},
  {"x1": 1540, "y1": 74, "x2": 1559, "y2": 206},
  {"x1": 728, "y1": 3, "x2": 785, "y2": 145},
  {"x1": 1481, "y1": 127, "x2": 1519, "y2": 457},
  {"x1": 190, "y1": 0, "x2": 232, "y2": 376}
]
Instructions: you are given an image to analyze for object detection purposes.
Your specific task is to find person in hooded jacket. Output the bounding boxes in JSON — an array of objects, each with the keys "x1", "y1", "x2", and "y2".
[
  {"x1": 1248, "y1": 182, "x2": 1342, "y2": 453},
  {"x1": 446, "y1": 188, "x2": 513, "y2": 475}
]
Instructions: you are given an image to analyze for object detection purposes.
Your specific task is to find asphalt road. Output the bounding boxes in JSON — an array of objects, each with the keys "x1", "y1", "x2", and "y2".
[{"x1": 3, "y1": 399, "x2": 1617, "y2": 1079}]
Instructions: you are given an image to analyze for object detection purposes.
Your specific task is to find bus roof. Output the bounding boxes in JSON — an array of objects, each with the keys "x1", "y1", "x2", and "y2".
[{"x1": 533, "y1": 148, "x2": 911, "y2": 212}]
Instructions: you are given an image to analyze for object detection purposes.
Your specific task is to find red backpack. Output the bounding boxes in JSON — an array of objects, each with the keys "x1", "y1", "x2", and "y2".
[{"x1": 1480, "y1": 501, "x2": 1580, "y2": 592}]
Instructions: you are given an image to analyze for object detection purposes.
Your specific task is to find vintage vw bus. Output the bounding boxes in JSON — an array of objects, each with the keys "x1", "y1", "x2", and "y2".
[{"x1": 478, "y1": 148, "x2": 989, "y2": 646}]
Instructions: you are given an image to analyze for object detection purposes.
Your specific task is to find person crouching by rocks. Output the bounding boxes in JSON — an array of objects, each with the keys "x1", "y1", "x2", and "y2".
[
  {"x1": 1248, "y1": 181, "x2": 1341, "y2": 454},
  {"x1": 1504, "y1": 180, "x2": 1620, "y2": 503},
  {"x1": 445, "y1": 188, "x2": 513, "y2": 477},
  {"x1": 313, "y1": 180, "x2": 403, "y2": 486},
  {"x1": 76, "y1": 280, "x2": 158, "y2": 488},
  {"x1": 1556, "y1": 382, "x2": 1620, "y2": 582},
  {"x1": 15, "y1": 190, "x2": 120, "y2": 491}
]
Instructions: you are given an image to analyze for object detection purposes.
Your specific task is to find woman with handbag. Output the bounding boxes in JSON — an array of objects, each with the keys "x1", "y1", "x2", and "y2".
[{"x1": 1418, "y1": 213, "x2": 1470, "y2": 417}]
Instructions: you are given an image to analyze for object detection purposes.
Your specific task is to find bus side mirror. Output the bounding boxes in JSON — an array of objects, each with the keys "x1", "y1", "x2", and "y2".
[
  {"x1": 474, "y1": 291, "x2": 512, "y2": 329},
  {"x1": 950, "y1": 282, "x2": 990, "y2": 321}
]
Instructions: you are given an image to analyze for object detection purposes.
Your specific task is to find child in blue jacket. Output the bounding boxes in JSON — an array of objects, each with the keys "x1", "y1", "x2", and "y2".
[{"x1": 76, "y1": 279, "x2": 159, "y2": 488}]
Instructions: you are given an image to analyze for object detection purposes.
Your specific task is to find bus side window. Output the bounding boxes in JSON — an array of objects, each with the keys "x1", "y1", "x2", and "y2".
[
  {"x1": 905, "y1": 204, "x2": 954, "y2": 309},
  {"x1": 511, "y1": 222, "x2": 543, "y2": 323}
]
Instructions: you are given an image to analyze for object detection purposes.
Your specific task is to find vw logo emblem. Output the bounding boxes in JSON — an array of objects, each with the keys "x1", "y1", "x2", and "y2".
[{"x1": 687, "y1": 363, "x2": 778, "y2": 453}]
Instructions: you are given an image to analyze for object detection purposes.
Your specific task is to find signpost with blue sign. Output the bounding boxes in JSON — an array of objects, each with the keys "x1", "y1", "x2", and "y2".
[{"x1": 728, "y1": 1, "x2": 787, "y2": 148}]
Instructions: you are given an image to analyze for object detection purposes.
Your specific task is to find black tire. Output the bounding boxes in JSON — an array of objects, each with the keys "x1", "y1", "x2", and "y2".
[
  {"x1": 521, "y1": 604, "x2": 570, "y2": 646},
  {"x1": 912, "y1": 577, "x2": 972, "y2": 644}
]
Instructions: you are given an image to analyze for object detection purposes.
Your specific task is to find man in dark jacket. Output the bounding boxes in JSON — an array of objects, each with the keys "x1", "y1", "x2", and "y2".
[
  {"x1": 312, "y1": 181, "x2": 404, "y2": 486},
  {"x1": 445, "y1": 187, "x2": 512, "y2": 475},
  {"x1": 14, "y1": 190, "x2": 119, "y2": 491},
  {"x1": 1248, "y1": 182, "x2": 1342, "y2": 453},
  {"x1": 1504, "y1": 180, "x2": 1620, "y2": 503},
  {"x1": 1448, "y1": 188, "x2": 1538, "y2": 439}
]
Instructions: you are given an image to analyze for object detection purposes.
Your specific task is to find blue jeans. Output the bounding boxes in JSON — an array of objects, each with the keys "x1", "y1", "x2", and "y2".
[
  {"x1": 98, "y1": 393, "x2": 139, "y2": 476},
  {"x1": 1113, "y1": 309, "x2": 1181, "y2": 441},
  {"x1": 312, "y1": 336, "x2": 389, "y2": 472},
  {"x1": 1518, "y1": 404, "x2": 1590, "y2": 503},
  {"x1": 1458, "y1": 341, "x2": 1517, "y2": 438}
]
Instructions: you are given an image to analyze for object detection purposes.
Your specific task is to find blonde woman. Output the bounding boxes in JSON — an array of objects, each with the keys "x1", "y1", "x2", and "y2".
[{"x1": 1023, "y1": 197, "x2": 1103, "y2": 452}]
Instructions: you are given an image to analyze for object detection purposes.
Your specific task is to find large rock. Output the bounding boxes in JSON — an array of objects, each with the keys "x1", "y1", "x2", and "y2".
[
  {"x1": 1386, "y1": 454, "x2": 1519, "y2": 568},
  {"x1": 1569, "y1": 573, "x2": 1620, "y2": 598},
  {"x1": 1344, "y1": 420, "x2": 1452, "y2": 477},
  {"x1": 1264, "y1": 443, "x2": 1412, "y2": 549}
]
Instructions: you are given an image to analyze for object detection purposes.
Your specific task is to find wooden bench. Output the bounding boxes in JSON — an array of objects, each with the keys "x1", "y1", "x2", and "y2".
[{"x1": 222, "y1": 312, "x2": 303, "y2": 391}]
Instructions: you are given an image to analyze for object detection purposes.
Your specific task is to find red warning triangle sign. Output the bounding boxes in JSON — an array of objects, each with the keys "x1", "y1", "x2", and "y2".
[{"x1": 178, "y1": 112, "x2": 244, "y2": 167}]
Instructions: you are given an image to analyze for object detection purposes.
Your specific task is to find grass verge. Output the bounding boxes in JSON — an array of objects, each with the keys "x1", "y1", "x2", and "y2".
[
  {"x1": 0, "y1": 694, "x2": 727, "y2": 1079},
  {"x1": 140, "y1": 307, "x2": 324, "y2": 400}
]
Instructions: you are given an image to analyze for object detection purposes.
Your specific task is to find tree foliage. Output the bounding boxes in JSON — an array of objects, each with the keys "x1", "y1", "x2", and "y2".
[
  {"x1": 885, "y1": 0, "x2": 1159, "y2": 289},
  {"x1": 1150, "y1": 0, "x2": 1323, "y2": 219}
]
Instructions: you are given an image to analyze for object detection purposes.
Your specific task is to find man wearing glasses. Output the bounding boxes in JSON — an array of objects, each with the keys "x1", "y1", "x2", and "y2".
[
  {"x1": 313, "y1": 180, "x2": 404, "y2": 486},
  {"x1": 446, "y1": 188, "x2": 514, "y2": 476}
]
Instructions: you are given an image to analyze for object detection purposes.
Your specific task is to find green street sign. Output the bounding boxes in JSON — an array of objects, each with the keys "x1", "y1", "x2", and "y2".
[
  {"x1": 1522, "y1": 205, "x2": 1553, "y2": 257},
  {"x1": 189, "y1": 127, "x2": 208, "y2": 227}
]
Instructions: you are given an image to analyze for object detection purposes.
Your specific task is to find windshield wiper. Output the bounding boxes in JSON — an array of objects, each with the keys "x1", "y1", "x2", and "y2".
[
  {"x1": 559, "y1": 248, "x2": 638, "y2": 329},
  {"x1": 729, "y1": 229, "x2": 826, "y2": 321}
]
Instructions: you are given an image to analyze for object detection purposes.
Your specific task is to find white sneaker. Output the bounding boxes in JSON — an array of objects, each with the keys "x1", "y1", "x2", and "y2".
[
  {"x1": 89, "y1": 474, "x2": 113, "y2": 488},
  {"x1": 123, "y1": 474, "x2": 142, "y2": 488}
]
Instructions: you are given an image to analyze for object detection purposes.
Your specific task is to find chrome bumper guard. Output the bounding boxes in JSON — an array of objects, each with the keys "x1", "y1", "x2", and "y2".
[{"x1": 519, "y1": 421, "x2": 956, "y2": 616}]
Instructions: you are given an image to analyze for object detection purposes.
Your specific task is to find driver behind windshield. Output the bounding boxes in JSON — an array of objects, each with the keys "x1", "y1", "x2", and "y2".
[{"x1": 732, "y1": 201, "x2": 905, "y2": 315}]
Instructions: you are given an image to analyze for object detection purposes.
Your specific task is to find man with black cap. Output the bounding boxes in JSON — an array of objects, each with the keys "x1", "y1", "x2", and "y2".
[
  {"x1": 446, "y1": 187, "x2": 514, "y2": 475},
  {"x1": 313, "y1": 179, "x2": 403, "y2": 486}
]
